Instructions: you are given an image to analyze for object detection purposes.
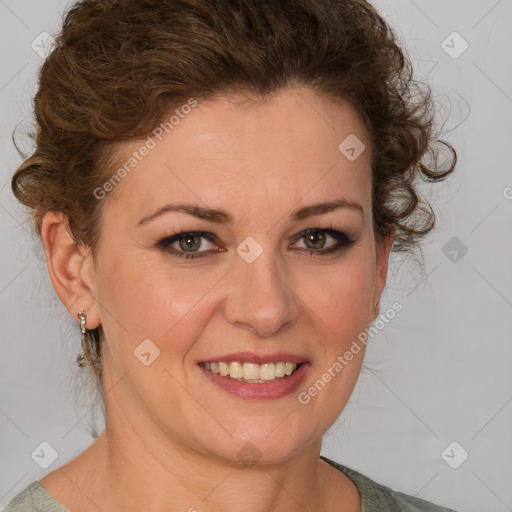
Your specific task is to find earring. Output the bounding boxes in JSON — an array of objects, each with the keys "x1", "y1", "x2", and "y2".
[{"x1": 76, "y1": 309, "x2": 88, "y2": 367}]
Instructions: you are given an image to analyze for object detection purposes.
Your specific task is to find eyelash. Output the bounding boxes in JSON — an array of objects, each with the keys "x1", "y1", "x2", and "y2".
[{"x1": 155, "y1": 228, "x2": 355, "y2": 260}]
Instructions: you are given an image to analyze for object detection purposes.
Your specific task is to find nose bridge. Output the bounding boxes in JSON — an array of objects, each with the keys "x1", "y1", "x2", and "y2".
[{"x1": 223, "y1": 240, "x2": 299, "y2": 337}]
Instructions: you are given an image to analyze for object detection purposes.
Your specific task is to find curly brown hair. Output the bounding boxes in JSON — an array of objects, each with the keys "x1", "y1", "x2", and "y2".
[{"x1": 11, "y1": 0, "x2": 456, "y2": 386}]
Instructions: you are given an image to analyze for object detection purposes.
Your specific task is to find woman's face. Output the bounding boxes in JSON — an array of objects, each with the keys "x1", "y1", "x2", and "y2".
[{"x1": 85, "y1": 87, "x2": 393, "y2": 464}]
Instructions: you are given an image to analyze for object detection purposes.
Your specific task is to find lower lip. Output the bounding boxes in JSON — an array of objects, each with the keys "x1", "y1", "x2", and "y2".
[{"x1": 198, "y1": 363, "x2": 310, "y2": 400}]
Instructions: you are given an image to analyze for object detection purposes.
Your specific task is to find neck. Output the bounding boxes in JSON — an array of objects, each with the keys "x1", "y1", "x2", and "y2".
[{"x1": 95, "y1": 426, "x2": 328, "y2": 512}]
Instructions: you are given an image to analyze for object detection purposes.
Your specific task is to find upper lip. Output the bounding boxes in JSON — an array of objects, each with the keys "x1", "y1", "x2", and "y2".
[{"x1": 198, "y1": 352, "x2": 308, "y2": 364}]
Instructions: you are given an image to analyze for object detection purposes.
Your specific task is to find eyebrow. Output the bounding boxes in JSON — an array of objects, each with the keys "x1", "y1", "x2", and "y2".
[{"x1": 137, "y1": 198, "x2": 364, "y2": 227}]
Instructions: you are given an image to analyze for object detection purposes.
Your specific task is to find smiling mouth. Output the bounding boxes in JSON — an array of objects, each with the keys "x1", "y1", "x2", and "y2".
[{"x1": 199, "y1": 361, "x2": 300, "y2": 383}]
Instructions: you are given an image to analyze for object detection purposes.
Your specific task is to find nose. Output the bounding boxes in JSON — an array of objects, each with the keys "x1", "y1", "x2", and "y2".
[{"x1": 223, "y1": 249, "x2": 300, "y2": 338}]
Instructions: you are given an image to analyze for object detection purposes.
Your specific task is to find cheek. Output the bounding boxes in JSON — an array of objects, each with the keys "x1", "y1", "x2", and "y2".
[
  {"x1": 295, "y1": 255, "x2": 375, "y2": 415},
  {"x1": 96, "y1": 251, "x2": 227, "y2": 351},
  {"x1": 302, "y1": 252, "x2": 376, "y2": 343}
]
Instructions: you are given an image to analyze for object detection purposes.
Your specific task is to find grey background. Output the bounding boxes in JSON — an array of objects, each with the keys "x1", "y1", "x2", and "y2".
[{"x1": 1, "y1": 1, "x2": 511, "y2": 511}]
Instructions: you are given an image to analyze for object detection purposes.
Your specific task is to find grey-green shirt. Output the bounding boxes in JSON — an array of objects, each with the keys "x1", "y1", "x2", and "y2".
[{"x1": 4, "y1": 456, "x2": 459, "y2": 511}]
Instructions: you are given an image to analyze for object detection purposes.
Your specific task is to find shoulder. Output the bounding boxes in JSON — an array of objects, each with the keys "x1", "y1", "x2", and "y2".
[
  {"x1": 3, "y1": 481, "x2": 70, "y2": 512},
  {"x1": 320, "y1": 456, "x2": 460, "y2": 512}
]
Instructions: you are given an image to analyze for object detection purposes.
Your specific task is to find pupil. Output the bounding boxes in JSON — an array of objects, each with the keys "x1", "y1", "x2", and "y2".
[
  {"x1": 305, "y1": 232, "x2": 325, "y2": 249},
  {"x1": 180, "y1": 235, "x2": 201, "y2": 251}
]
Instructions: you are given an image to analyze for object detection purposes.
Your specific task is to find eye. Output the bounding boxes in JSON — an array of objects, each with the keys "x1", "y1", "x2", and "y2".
[
  {"x1": 292, "y1": 228, "x2": 355, "y2": 256},
  {"x1": 156, "y1": 231, "x2": 221, "y2": 259}
]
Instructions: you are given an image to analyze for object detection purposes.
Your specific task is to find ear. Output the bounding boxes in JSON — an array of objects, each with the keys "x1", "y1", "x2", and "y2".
[
  {"x1": 41, "y1": 211, "x2": 101, "y2": 330},
  {"x1": 370, "y1": 227, "x2": 395, "y2": 322}
]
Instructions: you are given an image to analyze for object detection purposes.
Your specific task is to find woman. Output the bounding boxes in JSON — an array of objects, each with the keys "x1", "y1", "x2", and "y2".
[{"x1": 7, "y1": 0, "x2": 458, "y2": 510}]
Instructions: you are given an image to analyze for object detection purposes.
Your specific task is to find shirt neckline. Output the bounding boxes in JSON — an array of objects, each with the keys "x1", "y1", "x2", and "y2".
[{"x1": 319, "y1": 455, "x2": 399, "y2": 511}]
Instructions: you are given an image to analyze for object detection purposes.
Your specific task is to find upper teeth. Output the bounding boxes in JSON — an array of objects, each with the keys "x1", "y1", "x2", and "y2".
[{"x1": 202, "y1": 361, "x2": 298, "y2": 381}]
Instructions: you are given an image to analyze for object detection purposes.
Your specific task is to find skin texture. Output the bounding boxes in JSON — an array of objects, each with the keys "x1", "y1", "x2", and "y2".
[{"x1": 40, "y1": 86, "x2": 394, "y2": 512}]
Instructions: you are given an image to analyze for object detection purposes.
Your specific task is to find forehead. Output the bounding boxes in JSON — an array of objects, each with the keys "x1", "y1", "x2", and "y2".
[{"x1": 101, "y1": 87, "x2": 372, "y2": 222}]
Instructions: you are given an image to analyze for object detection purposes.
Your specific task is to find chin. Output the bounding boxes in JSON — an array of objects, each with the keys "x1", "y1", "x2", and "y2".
[{"x1": 199, "y1": 417, "x2": 320, "y2": 467}]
